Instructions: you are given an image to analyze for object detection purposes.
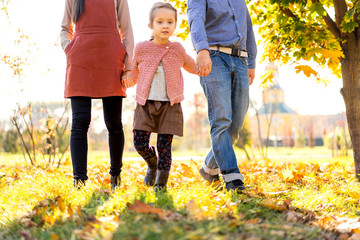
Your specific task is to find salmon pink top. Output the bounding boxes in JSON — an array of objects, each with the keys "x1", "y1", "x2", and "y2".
[
  {"x1": 60, "y1": 0, "x2": 134, "y2": 98},
  {"x1": 132, "y1": 41, "x2": 199, "y2": 106}
]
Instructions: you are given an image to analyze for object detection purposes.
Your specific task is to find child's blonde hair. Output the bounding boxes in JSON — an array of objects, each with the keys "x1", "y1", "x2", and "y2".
[{"x1": 149, "y1": 2, "x2": 177, "y2": 27}]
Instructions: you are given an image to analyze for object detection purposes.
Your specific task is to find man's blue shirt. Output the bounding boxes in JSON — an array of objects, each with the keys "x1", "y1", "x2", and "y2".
[{"x1": 188, "y1": 0, "x2": 257, "y2": 69}]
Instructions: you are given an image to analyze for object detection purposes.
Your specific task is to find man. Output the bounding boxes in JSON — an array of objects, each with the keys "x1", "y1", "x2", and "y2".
[{"x1": 188, "y1": 0, "x2": 257, "y2": 191}]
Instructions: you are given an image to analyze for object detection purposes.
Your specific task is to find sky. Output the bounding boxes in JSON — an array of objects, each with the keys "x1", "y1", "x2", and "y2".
[{"x1": 0, "y1": 0, "x2": 346, "y2": 122}]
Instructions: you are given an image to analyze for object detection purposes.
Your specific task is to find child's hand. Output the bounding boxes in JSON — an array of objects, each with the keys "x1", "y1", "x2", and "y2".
[{"x1": 122, "y1": 71, "x2": 135, "y2": 88}]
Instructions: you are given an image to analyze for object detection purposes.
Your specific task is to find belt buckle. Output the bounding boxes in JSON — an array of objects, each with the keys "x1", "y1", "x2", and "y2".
[{"x1": 231, "y1": 48, "x2": 240, "y2": 57}]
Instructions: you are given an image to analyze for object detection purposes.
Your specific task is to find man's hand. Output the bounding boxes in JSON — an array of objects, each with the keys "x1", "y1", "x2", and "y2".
[
  {"x1": 248, "y1": 69, "x2": 255, "y2": 86},
  {"x1": 196, "y1": 49, "x2": 212, "y2": 77}
]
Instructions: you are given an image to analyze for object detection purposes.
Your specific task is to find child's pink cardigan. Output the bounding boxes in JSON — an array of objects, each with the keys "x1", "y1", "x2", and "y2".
[{"x1": 131, "y1": 40, "x2": 199, "y2": 106}]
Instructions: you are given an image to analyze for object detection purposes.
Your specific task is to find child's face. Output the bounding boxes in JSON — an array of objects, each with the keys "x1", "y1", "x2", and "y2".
[{"x1": 149, "y1": 8, "x2": 176, "y2": 44}]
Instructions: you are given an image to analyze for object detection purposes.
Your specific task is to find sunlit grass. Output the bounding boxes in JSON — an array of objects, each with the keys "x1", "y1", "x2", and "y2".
[{"x1": 0, "y1": 147, "x2": 357, "y2": 239}]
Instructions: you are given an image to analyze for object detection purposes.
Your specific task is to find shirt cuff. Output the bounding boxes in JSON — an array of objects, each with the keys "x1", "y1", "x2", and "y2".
[
  {"x1": 247, "y1": 59, "x2": 256, "y2": 69},
  {"x1": 194, "y1": 41, "x2": 209, "y2": 53}
]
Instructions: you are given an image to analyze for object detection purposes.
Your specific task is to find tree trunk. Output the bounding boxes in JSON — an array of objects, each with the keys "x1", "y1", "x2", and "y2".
[{"x1": 340, "y1": 35, "x2": 360, "y2": 180}]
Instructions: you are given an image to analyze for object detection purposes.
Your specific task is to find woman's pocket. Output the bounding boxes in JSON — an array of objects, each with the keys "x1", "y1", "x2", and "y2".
[{"x1": 64, "y1": 39, "x2": 75, "y2": 54}]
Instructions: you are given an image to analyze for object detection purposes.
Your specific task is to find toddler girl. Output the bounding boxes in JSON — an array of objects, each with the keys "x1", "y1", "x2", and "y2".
[{"x1": 123, "y1": 2, "x2": 199, "y2": 192}]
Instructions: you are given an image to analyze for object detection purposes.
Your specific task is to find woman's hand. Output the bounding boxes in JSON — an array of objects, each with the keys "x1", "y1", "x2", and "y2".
[{"x1": 121, "y1": 71, "x2": 135, "y2": 88}]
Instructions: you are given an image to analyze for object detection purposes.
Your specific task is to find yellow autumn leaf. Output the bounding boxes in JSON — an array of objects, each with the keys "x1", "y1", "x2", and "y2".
[
  {"x1": 260, "y1": 69, "x2": 274, "y2": 86},
  {"x1": 180, "y1": 163, "x2": 195, "y2": 177},
  {"x1": 294, "y1": 65, "x2": 318, "y2": 78},
  {"x1": 316, "y1": 48, "x2": 344, "y2": 61},
  {"x1": 56, "y1": 196, "x2": 65, "y2": 213},
  {"x1": 190, "y1": 159, "x2": 200, "y2": 175},
  {"x1": 349, "y1": 191, "x2": 360, "y2": 199},
  {"x1": 318, "y1": 215, "x2": 335, "y2": 226},
  {"x1": 67, "y1": 203, "x2": 74, "y2": 217},
  {"x1": 282, "y1": 170, "x2": 294, "y2": 182},
  {"x1": 43, "y1": 214, "x2": 56, "y2": 225},
  {"x1": 76, "y1": 205, "x2": 82, "y2": 217}
]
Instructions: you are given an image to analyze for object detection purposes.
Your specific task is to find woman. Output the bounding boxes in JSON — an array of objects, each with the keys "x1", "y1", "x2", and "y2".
[{"x1": 60, "y1": 0, "x2": 134, "y2": 189}]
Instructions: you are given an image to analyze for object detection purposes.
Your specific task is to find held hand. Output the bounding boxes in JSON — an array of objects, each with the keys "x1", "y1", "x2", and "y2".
[
  {"x1": 248, "y1": 69, "x2": 255, "y2": 86},
  {"x1": 196, "y1": 49, "x2": 212, "y2": 77},
  {"x1": 122, "y1": 71, "x2": 135, "y2": 88}
]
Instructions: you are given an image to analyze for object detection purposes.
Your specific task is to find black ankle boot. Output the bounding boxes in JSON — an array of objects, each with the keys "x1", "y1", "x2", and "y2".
[
  {"x1": 144, "y1": 155, "x2": 157, "y2": 186},
  {"x1": 111, "y1": 175, "x2": 121, "y2": 190},
  {"x1": 154, "y1": 170, "x2": 169, "y2": 193},
  {"x1": 74, "y1": 179, "x2": 86, "y2": 189}
]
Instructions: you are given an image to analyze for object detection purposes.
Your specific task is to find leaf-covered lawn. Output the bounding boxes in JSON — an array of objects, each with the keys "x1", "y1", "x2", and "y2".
[{"x1": 0, "y1": 151, "x2": 359, "y2": 240}]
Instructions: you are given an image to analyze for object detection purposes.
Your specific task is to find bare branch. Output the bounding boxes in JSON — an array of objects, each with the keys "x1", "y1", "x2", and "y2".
[{"x1": 11, "y1": 116, "x2": 34, "y2": 165}]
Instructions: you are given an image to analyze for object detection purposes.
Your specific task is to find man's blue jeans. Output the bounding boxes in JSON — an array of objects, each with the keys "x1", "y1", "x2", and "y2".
[{"x1": 200, "y1": 51, "x2": 249, "y2": 183}]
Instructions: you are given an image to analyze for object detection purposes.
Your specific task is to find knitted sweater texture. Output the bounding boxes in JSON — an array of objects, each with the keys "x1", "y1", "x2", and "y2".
[{"x1": 132, "y1": 40, "x2": 198, "y2": 106}]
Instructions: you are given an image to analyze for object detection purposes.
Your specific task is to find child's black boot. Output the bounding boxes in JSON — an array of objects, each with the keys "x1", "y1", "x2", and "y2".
[
  {"x1": 153, "y1": 170, "x2": 169, "y2": 193},
  {"x1": 144, "y1": 155, "x2": 157, "y2": 186}
]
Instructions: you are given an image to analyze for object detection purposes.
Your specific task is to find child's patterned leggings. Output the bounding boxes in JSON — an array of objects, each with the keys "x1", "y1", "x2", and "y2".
[{"x1": 133, "y1": 130, "x2": 173, "y2": 172}]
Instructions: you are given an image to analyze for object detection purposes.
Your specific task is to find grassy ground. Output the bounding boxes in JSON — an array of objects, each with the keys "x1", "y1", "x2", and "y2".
[{"x1": 0, "y1": 147, "x2": 358, "y2": 239}]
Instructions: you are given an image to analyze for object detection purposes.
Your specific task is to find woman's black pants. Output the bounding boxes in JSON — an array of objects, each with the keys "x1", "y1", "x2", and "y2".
[{"x1": 70, "y1": 96, "x2": 124, "y2": 181}]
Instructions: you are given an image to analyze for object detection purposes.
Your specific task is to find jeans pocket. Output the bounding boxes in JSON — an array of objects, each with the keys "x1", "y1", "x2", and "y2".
[
  {"x1": 209, "y1": 50, "x2": 219, "y2": 57},
  {"x1": 240, "y1": 57, "x2": 247, "y2": 66}
]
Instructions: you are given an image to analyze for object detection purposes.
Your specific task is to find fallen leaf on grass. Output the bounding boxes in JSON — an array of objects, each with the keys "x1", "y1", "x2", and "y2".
[
  {"x1": 282, "y1": 199, "x2": 291, "y2": 210},
  {"x1": 282, "y1": 170, "x2": 294, "y2": 182},
  {"x1": 282, "y1": 169, "x2": 304, "y2": 183},
  {"x1": 43, "y1": 214, "x2": 56, "y2": 225},
  {"x1": 55, "y1": 196, "x2": 65, "y2": 212},
  {"x1": 20, "y1": 218, "x2": 38, "y2": 228},
  {"x1": 50, "y1": 232, "x2": 60, "y2": 240},
  {"x1": 261, "y1": 198, "x2": 286, "y2": 211},
  {"x1": 245, "y1": 190, "x2": 261, "y2": 198},
  {"x1": 67, "y1": 203, "x2": 74, "y2": 217},
  {"x1": 127, "y1": 200, "x2": 168, "y2": 219},
  {"x1": 287, "y1": 210, "x2": 303, "y2": 222},
  {"x1": 244, "y1": 218, "x2": 260, "y2": 225},
  {"x1": 180, "y1": 163, "x2": 195, "y2": 177},
  {"x1": 317, "y1": 215, "x2": 336, "y2": 227},
  {"x1": 76, "y1": 205, "x2": 82, "y2": 217}
]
